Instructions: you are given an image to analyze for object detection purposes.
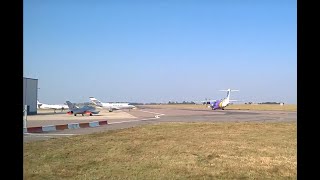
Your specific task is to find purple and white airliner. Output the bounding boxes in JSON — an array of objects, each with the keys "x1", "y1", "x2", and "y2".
[{"x1": 205, "y1": 89, "x2": 239, "y2": 110}]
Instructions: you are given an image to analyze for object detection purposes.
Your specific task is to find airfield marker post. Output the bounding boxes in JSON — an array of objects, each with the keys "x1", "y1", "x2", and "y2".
[{"x1": 23, "y1": 105, "x2": 27, "y2": 132}]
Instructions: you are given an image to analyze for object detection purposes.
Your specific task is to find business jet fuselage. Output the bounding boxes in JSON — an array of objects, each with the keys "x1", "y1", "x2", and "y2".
[
  {"x1": 89, "y1": 97, "x2": 136, "y2": 112},
  {"x1": 37, "y1": 100, "x2": 69, "y2": 113}
]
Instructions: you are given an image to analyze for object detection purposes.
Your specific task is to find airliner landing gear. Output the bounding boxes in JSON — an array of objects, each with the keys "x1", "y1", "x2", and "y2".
[
  {"x1": 90, "y1": 113, "x2": 92, "y2": 116},
  {"x1": 74, "y1": 114, "x2": 76, "y2": 116}
]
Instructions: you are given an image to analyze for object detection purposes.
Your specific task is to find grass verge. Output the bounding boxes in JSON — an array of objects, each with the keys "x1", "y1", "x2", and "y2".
[{"x1": 24, "y1": 122, "x2": 296, "y2": 179}]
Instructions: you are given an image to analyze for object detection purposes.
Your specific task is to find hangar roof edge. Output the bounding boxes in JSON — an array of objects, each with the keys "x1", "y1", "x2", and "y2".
[{"x1": 23, "y1": 77, "x2": 38, "y2": 80}]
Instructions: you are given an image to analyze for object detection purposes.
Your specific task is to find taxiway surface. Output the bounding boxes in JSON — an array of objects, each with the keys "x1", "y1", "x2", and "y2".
[{"x1": 24, "y1": 107, "x2": 296, "y2": 142}]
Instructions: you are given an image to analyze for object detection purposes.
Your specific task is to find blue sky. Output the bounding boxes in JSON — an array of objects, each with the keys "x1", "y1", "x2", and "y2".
[{"x1": 24, "y1": 0, "x2": 296, "y2": 104}]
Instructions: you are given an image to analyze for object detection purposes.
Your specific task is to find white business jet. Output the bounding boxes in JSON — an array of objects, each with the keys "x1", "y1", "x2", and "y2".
[{"x1": 89, "y1": 97, "x2": 136, "y2": 112}]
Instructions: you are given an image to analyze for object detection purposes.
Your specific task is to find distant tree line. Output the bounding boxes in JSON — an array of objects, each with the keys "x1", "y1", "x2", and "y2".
[
  {"x1": 259, "y1": 102, "x2": 282, "y2": 104},
  {"x1": 139, "y1": 101, "x2": 197, "y2": 105},
  {"x1": 130, "y1": 101, "x2": 284, "y2": 105},
  {"x1": 145, "y1": 103, "x2": 161, "y2": 105},
  {"x1": 168, "y1": 101, "x2": 196, "y2": 104},
  {"x1": 244, "y1": 102, "x2": 284, "y2": 105},
  {"x1": 129, "y1": 103, "x2": 144, "y2": 105}
]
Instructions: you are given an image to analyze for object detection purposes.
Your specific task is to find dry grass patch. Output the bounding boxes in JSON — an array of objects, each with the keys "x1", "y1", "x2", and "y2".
[
  {"x1": 225, "y1": 104, "x2": 296, "y2": 111},
  {"x1": 24, "y1": 122, "x2": 296, "y2": 179}
]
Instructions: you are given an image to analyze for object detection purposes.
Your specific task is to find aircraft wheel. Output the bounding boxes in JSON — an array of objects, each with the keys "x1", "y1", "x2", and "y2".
[
  {"x1": 74, "y1": 114, "x2": 76, "y2": 116},
  {"x1": 90, "y1": 113, "x2": 92, "y2": 116}
]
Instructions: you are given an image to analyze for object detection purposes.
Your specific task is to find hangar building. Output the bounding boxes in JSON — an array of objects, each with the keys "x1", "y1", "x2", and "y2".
[{"x1": 23, "y1": 77, "x2": 38, "y2": 115}]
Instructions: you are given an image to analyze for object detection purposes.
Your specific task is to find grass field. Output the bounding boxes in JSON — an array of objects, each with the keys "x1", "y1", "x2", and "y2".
[
  {"x1": 24, "y1": 122, "x2": 296, "y2": 179},
  {"x1": 141, "y1": 104, "x2": 297, "y2": 111}
]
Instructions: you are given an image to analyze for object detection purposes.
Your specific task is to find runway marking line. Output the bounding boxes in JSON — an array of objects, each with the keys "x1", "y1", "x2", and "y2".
[
  {"x1": 108, "y1": 110, "x2": 165, "y2": 125},
  {"x1": 139, "y1": 110, "x2": 165, "y2": 116}
]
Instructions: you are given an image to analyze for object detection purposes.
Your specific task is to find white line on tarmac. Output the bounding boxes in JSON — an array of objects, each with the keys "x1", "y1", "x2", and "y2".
[
  {"x1": 139, "y1": 110, "x2": 165, "y2": 116},
  {"x1": 108, "y1": 117, "x2": 159, "y2": 125},
  {"x1": 108, "y1": 110, "x2": 165, "y2": 125}
]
